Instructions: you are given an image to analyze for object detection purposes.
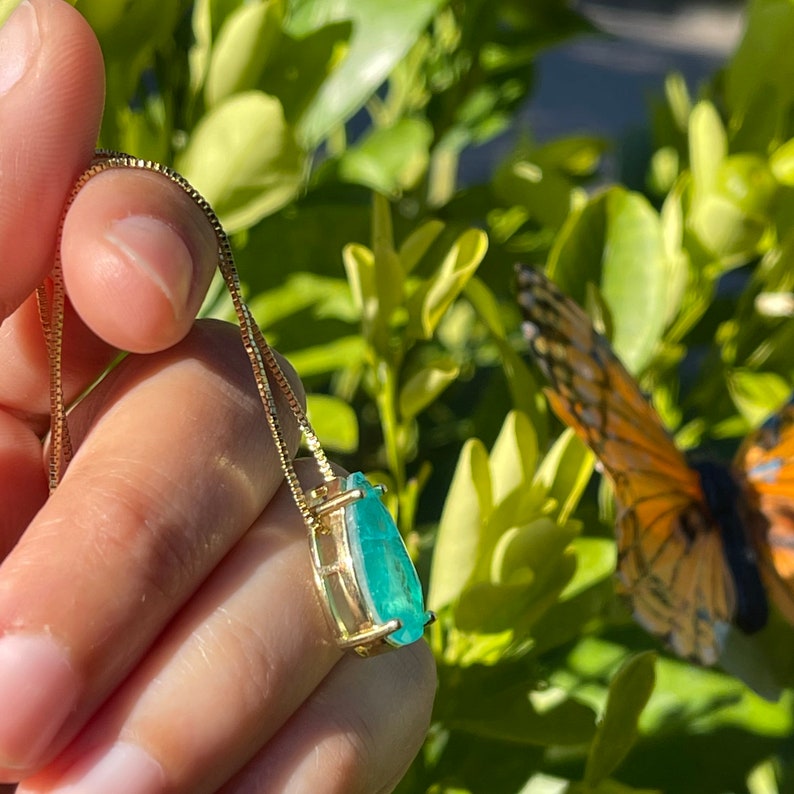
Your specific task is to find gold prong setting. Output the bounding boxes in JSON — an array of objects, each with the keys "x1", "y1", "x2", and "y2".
[{"x1": 307, "y1": 474, "x2": 433, "y2": 657}]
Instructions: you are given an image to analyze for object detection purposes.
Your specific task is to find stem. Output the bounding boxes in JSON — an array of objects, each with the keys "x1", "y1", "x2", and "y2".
[
  {"x1": 326, "y1": 124, "x2": 347, "y2": 159},
  {"x1": 375, "y1": 358, "x2": 408, "y2": 529}
]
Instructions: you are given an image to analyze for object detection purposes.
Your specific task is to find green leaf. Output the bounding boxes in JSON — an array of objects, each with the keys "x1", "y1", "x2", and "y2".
[
  {"x1": 771, "y1": 137, "x2": 794, "y2": 185},
  {"x1": 288, "y1": 0, "x2": 446, "y2": 146},
  {"x1": 175, "y1": 91, "x2": 304, "y2": 233},
  {"x1": 724, "y1": 0, "x2": 794, "y2": 139},
  {"x1": 534, "y1": 429, "x2": 594, "y2": 524},
  {"x1": 205, "y1": 0, "x2": 283, "y2": 107},
  {"x1": 647, "y1": 146, "x2": 679, "y2": 196},
  {"x1": 463, "y1": 276, "x2": 508, "y2": 342},
  {"x1": 490, "y1": 517, "x2": 574, "y2": 586},
  {"x1": 584, "y1": 652, "x2": 657, "y2": 788},
  {"x1": 659, "y1": 184, "x2": 690, "y2": 326},
  {"x1": 689, "y1": 100, "x2": 727, "y2": 195},
  {"x1": 455, "y1": 580, "x2": 536, "y2": 632},
  {"x1": 338, "y1": 118, "x2": 433, "y2": 194},
  {"x1": 560, "y1": 537, "x2": 616, "y2": 601},
  {"x1": 728, "y1": 370, "x2": 791, "y2": 426},
  {"x1": 412, "y1": 228, "x2": 489, "y2": 339},
  {"x1": 398, "y1": 220, "x2": 446, "y2": 274},
  {"x1": 287, "y1": 336, "x2": 366, "y2": 377},
  {"x1": 638, "y1": 640, "x2": 794, "y2": 737},
  {"x1": 247, "y1": 272, "x2": 355, "y2": 328},
  {"x1": 233, "y1": 195, "x2": 371, "y2": 295},
  {"x1": 690, "y1": 154, "x2": 777, "y2": 258},
  {"x1": 190, "y1": 2, "x2": 265, "y2": 101},
  {"x1": 539, "y1": 135, "x2": 607, "y2": 177},
  {"x1": 187, "y1": 0, "x2": 213, "y2": 96},
  {"x1": 428, "y1": 438, "x2": 492, "y2": 611},
  {"x1": 488, "y1": 411, "x2": 538, "y2": 507},
  {"x1": 342, "y1": 242, "x2": 376, "y2": 321},
  {"x1": 399, "y1": 360, "x2": 460, "y2": 421},
  {"x1": 664, "y1": 71, "x2": 692, "y2": 132},
  {"x1": 104, "y1": 97, "x2": 171, "y2": 163},
  {"x1": 306, "y1": 393, "x2": 358, "y2": 453},
  {"x1": 456, "y1": 513, "x2": 578, "y2": 632},
  {"x1": 260, "y1": 21, "x2": 353, "y2": 129},
  {"x1": 549, "y1": 188, "x2": 672, "y2": 373}
]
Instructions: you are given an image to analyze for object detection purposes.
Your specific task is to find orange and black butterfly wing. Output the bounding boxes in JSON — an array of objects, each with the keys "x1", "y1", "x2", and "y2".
[
  {"x1": 734, "y1": 396, "x2": 794, "y2": 625},
  {"x1": 516, "y1": 265, "x2": 736, "y2": 664}
]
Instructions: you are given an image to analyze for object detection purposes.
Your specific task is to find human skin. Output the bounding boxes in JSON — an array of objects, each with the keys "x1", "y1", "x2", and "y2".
[{"x1": 0, "y1": 1, "x2": 436, "y2": 792}]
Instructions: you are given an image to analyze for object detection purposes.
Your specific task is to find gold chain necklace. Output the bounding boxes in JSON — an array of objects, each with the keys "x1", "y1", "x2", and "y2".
[{"x1": 36, "y1": 151, "x2": 432, "y2": 657}]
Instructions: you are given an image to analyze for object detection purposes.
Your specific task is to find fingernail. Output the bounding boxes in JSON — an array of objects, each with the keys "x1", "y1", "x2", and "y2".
[
  {"x1": 0, "y1": 634, "x2": 78, "y2": 769},
  {"x1": 19, "y1": 742, "x2": 165, "y2": 794},
  {"x1": 0, "y1": 1, "x2": 39, "y2": 97},
  {"x1": 105, "y1": 216, "x2": 194, "y2": 315}
]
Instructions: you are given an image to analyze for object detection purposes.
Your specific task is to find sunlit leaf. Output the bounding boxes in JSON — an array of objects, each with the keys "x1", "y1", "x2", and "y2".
[
  {"x1": 689, "y1": 101, "x2": 727, "y2": 195},
  {"x1": 488, "y1": 410, "x2": 538, "y2": 506},
  {"x1": 728, "y1": 370, "x2": 791, "y2": 425},
  {"x1": 175, "y1": 91, "x2": 304, "y2": 232},
  {"x1": 534, "y1": 429, "x2": 594, "y2": 524},
  {"x1": 428, "y1": 439, "x2": 492, "y2": 611},
  {"x1": 286, "y1": 336, "x2": 366, "y2": 377},
  {"x1": 306, "y1": 393, "x2": 358, "y2": 453},
  {"x1": 771, "y1": 137, "x2": 794, "y2": 185},
  {"x1": 288, "y1": 0, "x2": 446, "y2": 146},
  {"x1": 399, "y1": 220, "x2": 446, "y2": 273},
  {"x1": 411, "y1": 228, "x2": 489, "y2": 339},
  {"x1": 490, "y1": 517, "x2": 575, "y2": 587},
  {"x1": 205, "y1": 0, "x2": 283, "y2": 106},
  {"x1": 561, "y1": 538, "x2": 616, "y2": 601},
  {"x1": 548, "y1": 188, "x2": 671, "y2": 373},
  {"x1": 338, "y1": 118, "x2": 433, "y2": 194}
]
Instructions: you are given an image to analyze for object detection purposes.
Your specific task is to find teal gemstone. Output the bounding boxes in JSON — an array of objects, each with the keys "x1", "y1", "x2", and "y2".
[{"x1": 344, "y1": 472, "x2": 429, "y2": 646}]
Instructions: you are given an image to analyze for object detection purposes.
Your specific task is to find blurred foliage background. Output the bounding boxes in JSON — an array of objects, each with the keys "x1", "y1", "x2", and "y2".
[{"x1": 58, "y1": 0, "x2": 794, "y2": 791}]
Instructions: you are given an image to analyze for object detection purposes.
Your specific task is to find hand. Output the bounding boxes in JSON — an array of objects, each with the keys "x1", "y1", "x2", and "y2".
[{"x1": 0, "y1": 2, "x2": 436, "y2": 792}]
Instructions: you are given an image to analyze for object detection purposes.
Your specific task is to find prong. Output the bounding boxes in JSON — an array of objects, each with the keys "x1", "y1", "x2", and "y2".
[
  {"x1": 339, "y1": 618, "x2": 402, "y2": 652},
  {"x1": 319, "y1": 561, "x2": 343, "y2": 576},
  {"x1": 311, "y1": 488, "x2": 364, "y2": 517}
]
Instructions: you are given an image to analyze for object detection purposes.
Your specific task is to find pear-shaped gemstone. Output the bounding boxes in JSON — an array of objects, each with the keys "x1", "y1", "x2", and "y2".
[{"x1": 345, "y1": 472, "x2": 429, "y2": 646}]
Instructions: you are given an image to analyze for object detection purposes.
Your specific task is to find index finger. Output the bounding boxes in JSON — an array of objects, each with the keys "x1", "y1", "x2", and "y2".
[{"x1": 0, "y1": 0, "x2": 103, "y2": 320}]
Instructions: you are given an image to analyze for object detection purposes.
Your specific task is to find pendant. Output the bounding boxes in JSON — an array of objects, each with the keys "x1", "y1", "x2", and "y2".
[{"x1": 307, "y1": 472, "x2": 434, "y2": 657}]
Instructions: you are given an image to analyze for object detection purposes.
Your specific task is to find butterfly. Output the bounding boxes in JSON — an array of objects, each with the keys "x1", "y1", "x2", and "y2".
[{"x1": 515, "y1": 264, "x2": 794, "y2": 665}]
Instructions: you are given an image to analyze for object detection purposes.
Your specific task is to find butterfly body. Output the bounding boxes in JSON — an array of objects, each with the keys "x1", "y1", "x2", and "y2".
[
  {"x1": 690, "y1": 460, "x2": 768, "y2": 634},
  {"x1": 516, "y1": 264, "x2": 793, "y2": 664}
]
